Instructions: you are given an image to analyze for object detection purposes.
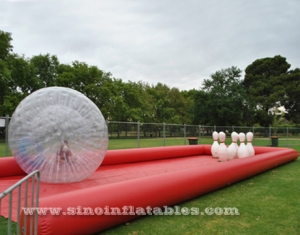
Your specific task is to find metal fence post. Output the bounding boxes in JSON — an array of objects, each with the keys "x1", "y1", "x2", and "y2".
[
  {"x1": 184, "y1": 124, "x2": 186, "y2": 145},
  {"x1": 137, "y1": 121, "x2": 140, "y2": 148},
  {"x1": 106, "y1": 120, "x2": 109, "y2": 137},
  {"x1": 269, "y1": 126, "x2": 272, "y2": 146},
  {"x1": 198, "y1": 125, "x2": 201, "y2": 144},
  {"x1": 5, "y1": 114, "x2": 9, "y2": 156},
  {"x1": 163, "y1": 123, "x2": 166, "y2": 146},
  {"x1": 286, "y1": 126, "x2": 289, "y2": 146}
]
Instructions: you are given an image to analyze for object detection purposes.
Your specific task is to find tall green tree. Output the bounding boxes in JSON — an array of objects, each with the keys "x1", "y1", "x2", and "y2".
[
  {"x1": 0, "y1": 59, "x2": 11, "y2": 107},
  {"x1": 56, "y1": 61, "x2": 104, "y2": 95},
  {"x1": 30, "y1": 54, "x2": 59, "y2": 87},
  {"x1": 284, "y1": 68, "x2": 300, "y2": 123},
  {"x1": 243, "y1": 55, "x2": 291, "y2": 126},
  {"x1": 146, "y1": 83, "x2": 175, "y2": 123},
  {"x1": 134, "y1": 82, "x2": 156, "y2": 123},
  {"x1": 1, "y1": 53, "x2": 41, "y2": 115},
  {"x1": 7, "y1": 54, "x2": 40, "y2": 95},
  {"x1": 119, "y1": 81, "x2": 155, "y2": 122},
  {"x1": 84, "y1": 76, "x2": 126, "y2": 121},
  {"x1": 0, "y1": 30, "x2": 13, "y2": 60},
  {"x1": 181, "y1": 89, "x2": 197, "y2": 124},
  {"x1": 168, "y1": 87, "x2": 193, "y2": 124},
  {"x1": 0, "y1": 53, "x2": 39, "y2": 116},
  {"x1": 0, "y1": 30, "x2": 13, "y2": 115},
  {"x1": 193, "y1": 66, "x2": 248, "y2": 126}
]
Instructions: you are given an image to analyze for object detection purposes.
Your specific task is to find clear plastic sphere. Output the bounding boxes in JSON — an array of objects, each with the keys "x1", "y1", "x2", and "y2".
[{"x1": 8, "y1": 87, "x2": 108, "y2": 183}]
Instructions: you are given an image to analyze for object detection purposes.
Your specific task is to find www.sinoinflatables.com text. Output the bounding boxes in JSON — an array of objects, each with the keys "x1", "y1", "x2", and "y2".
[{"x1": 22, "y1": 206, "x2": 240, "y2": 216}]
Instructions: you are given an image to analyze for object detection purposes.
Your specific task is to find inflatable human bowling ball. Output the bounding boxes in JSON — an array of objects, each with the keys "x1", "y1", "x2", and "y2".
[{"x1": 8, "y1": 87, "x2": 108, "y2": 183}]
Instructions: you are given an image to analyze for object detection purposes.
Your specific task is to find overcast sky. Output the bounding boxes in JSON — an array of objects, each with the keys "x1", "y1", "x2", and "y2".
[{"x1": 1, "y1": 0, "x2": 300, "y2": 91}]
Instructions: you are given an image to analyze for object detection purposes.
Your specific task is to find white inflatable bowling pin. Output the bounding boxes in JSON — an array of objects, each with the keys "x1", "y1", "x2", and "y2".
[
  {"x1": 246, "y1": 132, "x2": 255, "y2": 157},
  {"x1": 237, "y1": 132, "x2": 249, "y2": 158},
  {"x1": 217, "y1": 131, "x2": 228, "y2": 162},
  {"x1": 227, "y1": 131, "x2": 239, "y2": 160},
  {"x1": 211, "y1": 131, "x2": 219, "y2": 158}
]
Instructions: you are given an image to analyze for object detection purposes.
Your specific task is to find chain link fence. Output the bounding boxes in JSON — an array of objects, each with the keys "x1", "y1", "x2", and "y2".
[
  {"x1": 1, "y1": 116, "x2": 300, "y2": 156},
  {"x1": 106, "y1": 121, "x2": 300, "y2": 147}
]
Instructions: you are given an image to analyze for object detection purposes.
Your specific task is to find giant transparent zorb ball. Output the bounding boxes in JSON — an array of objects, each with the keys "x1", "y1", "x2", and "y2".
[{"x1": 8, "y1": 87, "x2": 108, "y2": 183}]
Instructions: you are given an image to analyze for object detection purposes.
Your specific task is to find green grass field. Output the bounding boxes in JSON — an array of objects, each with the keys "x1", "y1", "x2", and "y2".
[{"x1": 0, "y1": 138, "x2": 299, "y2": 235}]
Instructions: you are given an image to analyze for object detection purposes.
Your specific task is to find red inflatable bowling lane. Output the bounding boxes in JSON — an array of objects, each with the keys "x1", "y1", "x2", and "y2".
[{"x1": 0, "y1": 145, "x2": 298, "y2": 235}]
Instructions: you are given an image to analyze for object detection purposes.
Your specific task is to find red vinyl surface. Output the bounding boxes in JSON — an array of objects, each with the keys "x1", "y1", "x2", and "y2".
[{"x1": 0, "y1": 145, "x2": 298, "y2": 235}]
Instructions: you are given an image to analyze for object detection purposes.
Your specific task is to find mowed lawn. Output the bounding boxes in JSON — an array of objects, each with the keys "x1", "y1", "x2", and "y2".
[{"x1": 0, "y1": 138, "x2": 299, "y2": 235}]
